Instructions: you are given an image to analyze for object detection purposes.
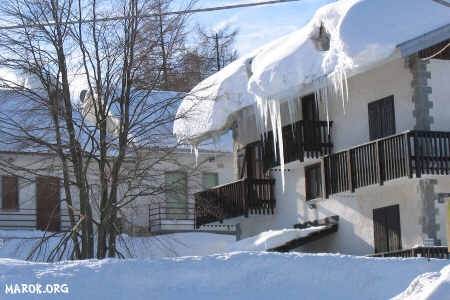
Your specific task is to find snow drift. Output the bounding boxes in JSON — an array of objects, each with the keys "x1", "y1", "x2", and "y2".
[
  {"x1": 0, "y1": 252, "x2": 448, "y2": 300},
  {"x1": 0, "y1": 231, "x2": 234, "y2": 261},
  {"x1": 393, "y1": 264, "x2": 450, "y2": 300}
]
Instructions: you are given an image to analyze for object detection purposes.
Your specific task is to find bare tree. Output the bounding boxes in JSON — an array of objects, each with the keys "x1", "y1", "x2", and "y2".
[
  {"x1": 0, "y1": 0, "x2": 214, "y2": 261},
  {"x1": 135, "y1": 0, "x2": 197, "y2": 91},
  {"x1": 196, "y1": 24, "x2": 239, "y2": 74}
]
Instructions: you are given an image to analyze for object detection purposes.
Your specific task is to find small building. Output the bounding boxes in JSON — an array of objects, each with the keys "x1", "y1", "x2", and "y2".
[{"x1": 0, "y1": 149, "x2": 234, "y2": 235}]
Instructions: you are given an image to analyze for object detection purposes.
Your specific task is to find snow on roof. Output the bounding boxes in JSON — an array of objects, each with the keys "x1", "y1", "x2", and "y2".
[
  {"x1": 173, "y1": 0, "x2": 450, "y2": 144},
  {"x1": 227, "y1": 227, "x2": 326, "y2": 252}
]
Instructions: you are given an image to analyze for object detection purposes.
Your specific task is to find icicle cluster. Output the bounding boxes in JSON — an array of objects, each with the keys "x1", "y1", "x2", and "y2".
[{"x1": 251, "y1": 68, "x2": 350, "y2": 193}]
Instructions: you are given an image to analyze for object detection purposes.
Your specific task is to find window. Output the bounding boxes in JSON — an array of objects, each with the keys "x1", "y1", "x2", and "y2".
[
  {"x1": 2, "y1": 176, "x2": 18, "y2": 210},
  {"x1": 164, "y1": 171, "x2": 187, "y2": 219},
  {"x1": 368, "y1": 96, "x2": 396, "y2": 141},
  {"x1": 202, "y1": 172, "x2": 218, "y2": 189},
  {"x1": 305, "y1": 163, "x2": 322, "y2": 200},
  {"x1": 373, "y1": 204, "x2": 402, "y2": 253}
]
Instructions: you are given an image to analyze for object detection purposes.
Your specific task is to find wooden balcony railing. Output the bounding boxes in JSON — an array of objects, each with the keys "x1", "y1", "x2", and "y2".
[
  {"x1": 323, "y1": 130, "x2": 450, "y2": 198},
  {"x1": 368, "y1": 246, "x2": 449, "y2": 259},
  {"x1": 262, "y1": 120, "x2": 333, "y2": 171},
  {"x1": 194, "y1": 177, "x2": 275, "y2": 228}
]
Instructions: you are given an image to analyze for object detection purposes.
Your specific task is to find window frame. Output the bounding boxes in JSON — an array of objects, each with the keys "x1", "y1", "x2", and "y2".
[
  {"x1": 202, "y1": 172, "x2": 219, "y2": 189},
  {"x1": 305, "y1": 163, "x2": 323, "y2": 201}
]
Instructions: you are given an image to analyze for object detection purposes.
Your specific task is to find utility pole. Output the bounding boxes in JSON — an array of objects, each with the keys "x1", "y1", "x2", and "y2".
[
  {"x1": 215, "y1": 33, "x2": 221, "y2": 71},
  {"x1": 159, "y1": 12, "x2": 169, "y2": 89}
]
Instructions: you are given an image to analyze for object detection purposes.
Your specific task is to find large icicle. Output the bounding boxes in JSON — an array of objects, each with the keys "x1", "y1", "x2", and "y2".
[{"x1": 254, "y1": 96, "x2": 286, "y2": 192}]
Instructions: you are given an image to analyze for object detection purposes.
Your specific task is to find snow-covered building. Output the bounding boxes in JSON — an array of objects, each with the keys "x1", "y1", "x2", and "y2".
[
  {"x1": 0, "y1": 149, "x2": 234, "y2": 234},
  {"x1": 174, "y1": 0, "x2": 450, "y2": 255}
]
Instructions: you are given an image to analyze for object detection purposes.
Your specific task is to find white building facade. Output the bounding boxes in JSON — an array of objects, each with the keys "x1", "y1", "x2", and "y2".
[{"x1": 184, "y1": 15, "x2": 450, "y2": 255}]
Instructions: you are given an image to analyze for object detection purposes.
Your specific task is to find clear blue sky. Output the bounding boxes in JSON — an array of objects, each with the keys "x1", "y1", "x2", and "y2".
[{"x1": 188, "y1": 0, "x2": 334, "y2": 55}]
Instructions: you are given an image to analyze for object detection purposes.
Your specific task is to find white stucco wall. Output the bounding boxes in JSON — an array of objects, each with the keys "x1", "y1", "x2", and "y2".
[
  {"x1": 428, "y1": 58, "x2": 450, "y2": 132},
  {"x1": 326, "y1": 58, "x2": 415, "y2": 151}
]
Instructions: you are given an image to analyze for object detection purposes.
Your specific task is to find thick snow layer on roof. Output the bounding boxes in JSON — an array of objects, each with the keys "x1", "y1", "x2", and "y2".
[
  {"x1": 0, "y1": 252, "x2": 448, "y2": 299},
  {"x1": 173, "y1": 0, "x2": 450, "y2": 144},
  {"x1": 227, "y1": 227, "x2": 325, "y2": 251},
  {"x1": 172, "y1": 48, "x2": 264, "y2": 144},
  {"x1": 249, "y1": 0, "x2": 449, "y2": 100}
]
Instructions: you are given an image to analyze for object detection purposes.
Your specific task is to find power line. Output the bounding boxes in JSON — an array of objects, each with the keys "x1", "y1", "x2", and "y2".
[
  {"x1": 0, "y1": 0, "x2": 302, "y2": 30},
  {"x1": 432, "y1": 0, "x2": 450, "y2": 8},
  {"x1": 421, "y1": 42, "x2": 450, "y2": 60}
]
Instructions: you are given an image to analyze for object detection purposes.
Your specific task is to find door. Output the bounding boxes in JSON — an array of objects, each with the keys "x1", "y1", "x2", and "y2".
[
  {"x1": 36, "y1": 176, "x2": 60, "y2": 232},
  {"x1": 373, "y1": 204, "x2": 402, "y2": 253},
  {"x1": 302, "y1": 94, "x2": 320, "y2": 151},
  {"x1": 368, "y1": 96, "x2": 396, "y2": 141},
  {"x1": 238, "y1": 143, "x2": 265, "y2": 179}
]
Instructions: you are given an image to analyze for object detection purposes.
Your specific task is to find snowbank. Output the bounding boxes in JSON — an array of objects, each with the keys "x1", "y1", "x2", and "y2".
[
  {"x1": 0, "y1": 230, "x2": 234, "y2": 261},
  {"x1": 228, "y1": 227, "x2": 325, "y2": 251},
  {"x1": 173, "y1": 0, "x2": 449, "y2": 144},
  {"x1": 0, "y1": 252, "x2": 448, "y2": 299},
  {"x1": 393, "y1": 264, "x2": 450, "y2": 300}
]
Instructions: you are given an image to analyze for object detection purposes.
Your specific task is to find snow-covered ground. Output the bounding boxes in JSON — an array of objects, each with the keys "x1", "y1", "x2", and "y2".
[
  {"x1": 0, "y1": 230, "x2": 235, "y2": 260},
  {"x1": 0, "y1": 252, "x2": 448, "y2": 300},
  {"x1": 0, "y1": 230, "x2": 448, "y2": 299},
  {"x1": 394, "y1": 264, "x2": 450, "y2": 300}
]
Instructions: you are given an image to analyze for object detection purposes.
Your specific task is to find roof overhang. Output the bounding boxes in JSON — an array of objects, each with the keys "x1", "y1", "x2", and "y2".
[{"x1": 398, "y1": 23, "x2": 450, "y2": 57}]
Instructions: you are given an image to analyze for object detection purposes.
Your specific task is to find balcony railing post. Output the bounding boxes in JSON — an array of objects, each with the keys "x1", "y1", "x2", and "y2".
[
  {"x1": 321, "y1": 157, "x2": 329, "y2": 199},
  {"x1": 413, "y1": 131, "x2": 422, "y2": 178},
  {"x1": 405, "y1": 132, "x2": 413, "y2": 178},
  {"x1": 245, "y1": 178, "x2": 250, "y2": 217},
  {"x1": 299, "y1": 120, "x2": 304, "y2": 162},
  {"x1": 346, "y1": 150, "x2": 355, "y2": 192},
  {"x1": 376, "y1": 140, "x2": 384, "y2": 186},
  {"x1": 270, "y1": 179, "x2": 275, "y2": 213}
]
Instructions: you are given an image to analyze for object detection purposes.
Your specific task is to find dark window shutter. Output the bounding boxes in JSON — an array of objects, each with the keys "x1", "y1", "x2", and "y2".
[
  {"x1": 381, "y1": 97, "x2": 396, "y2": 137},
  {"x1": 2, "y1": 176, "x2": 19, "y2": 210},
  {"x1": 368, "y1": 102, "x2": 380, "y2": 141},
  {"x1": 368, "y1": 96, "x2": 395, "y2": 141},
  {"x1": 386, "y1": 205, "x2": 402, "y2": 251},
  {"x1": 373, "y1": 207, "x2": 388, "y2": 253}
]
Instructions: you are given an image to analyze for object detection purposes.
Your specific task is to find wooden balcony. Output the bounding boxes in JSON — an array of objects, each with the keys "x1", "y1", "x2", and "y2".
[
  {"x1": 194, "y1": 178, "x2": 275, "y2": 228},
  {"x1": 323, "y1": 130, "x2": 450, "y2": 198},
  {"x1": 262, "y1": 120, "x2": 333, "y2": 171},
  {"x1": 368, "y1": 246, "x2": 449, "y2": 259}
]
